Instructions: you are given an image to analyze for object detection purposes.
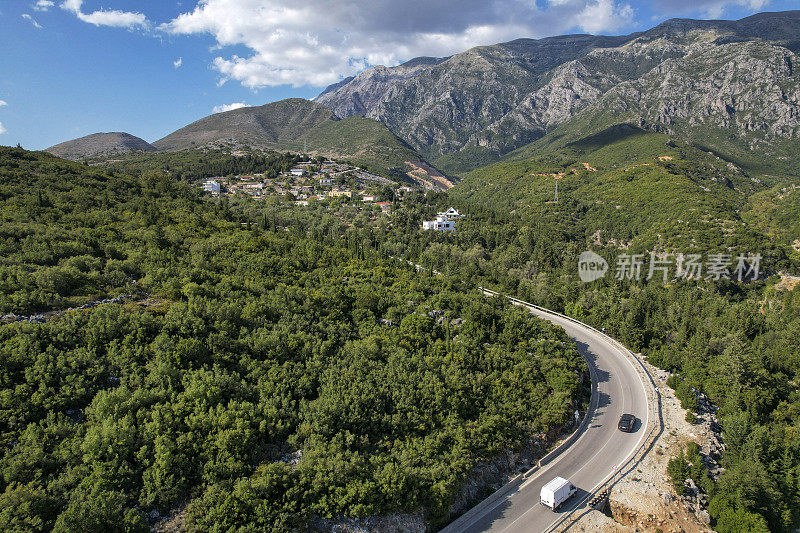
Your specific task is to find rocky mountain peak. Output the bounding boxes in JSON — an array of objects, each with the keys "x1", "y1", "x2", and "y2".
[{"x1": 314, "y1": 10, "x2": 800, "y2": 175}]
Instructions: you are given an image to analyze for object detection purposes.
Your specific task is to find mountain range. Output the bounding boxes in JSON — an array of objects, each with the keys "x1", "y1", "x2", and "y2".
[
  {"x1": 46, "y1": 11, "x2": 800, "y2": 188},
  {"x1": 45, "y1": 99, "x2": 442, "y2": 185},
  {"x1": 316, "y1": 10, "x2": 800, "y2": 178}
]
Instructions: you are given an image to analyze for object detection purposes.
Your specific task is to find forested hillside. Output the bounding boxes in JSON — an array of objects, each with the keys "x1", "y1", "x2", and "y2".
[
  {"x1": 389, "y1": 184, "x2": 800, "y2": 531},
  {"x1": 451, "y1": 129, "x2": 789, "y2": 256},
  {"x1": 3, "y1": 133, "x2": 799, "y2": 531},
  {"x1": 101, "y1": 149, "x2": 303, "y2": 185},
  {"x1": 0, "y1": 147, "x2": 587, "y2": 531}
]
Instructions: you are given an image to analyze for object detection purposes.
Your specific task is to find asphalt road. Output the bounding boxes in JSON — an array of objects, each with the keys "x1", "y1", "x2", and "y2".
[{"x1": 453, "y1": 294, "x2": 650, "y2": 533}]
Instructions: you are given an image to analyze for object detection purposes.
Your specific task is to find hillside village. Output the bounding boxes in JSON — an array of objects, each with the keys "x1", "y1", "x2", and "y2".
[
  {"x1": 202, "y1": 159, "x2": 412, "y2": 203},
  {"x1": 200, "y1": 158, "x2": 465, "y2": 231}
]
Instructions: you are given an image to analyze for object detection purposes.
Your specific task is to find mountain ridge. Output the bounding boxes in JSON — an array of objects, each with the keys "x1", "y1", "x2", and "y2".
[
  {"x1": 151, "y1": 98, "x2": 335, "y2": 151},
  {"x1": 316, "y1": 10, "x2": 800, "y2": 177},
  {"x1": 46, "y1": 132, "x2": 157, "y2": 160},
  {"x1": 44, "y1": 99, "x2": 441, "y2": 184}
]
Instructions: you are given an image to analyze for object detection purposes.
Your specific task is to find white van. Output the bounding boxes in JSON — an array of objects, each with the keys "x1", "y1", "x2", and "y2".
[{"x1": 540, "y1": 477, "x2": 577, "y2": 510}]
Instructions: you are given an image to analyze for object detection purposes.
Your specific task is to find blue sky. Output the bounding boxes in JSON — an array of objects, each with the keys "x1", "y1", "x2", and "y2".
[{"x1": 1, "y1": 0, "x2": 798, "y2": 150}]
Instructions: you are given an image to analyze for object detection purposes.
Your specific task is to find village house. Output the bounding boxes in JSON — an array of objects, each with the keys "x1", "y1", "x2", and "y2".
[
  {"x1": 422, "y1": 215, "x2": 456, "y2": 231},
  {"x1": 329, "y1": 190, "x2": 352, "y2": 199},
  {"x1": 422, "y1": 207, "x2": 462, "y2": 231},
  {"x1": 438, "y1": 207, "x2": 464, "y2": 220},
  {"x1": 203, "y1": 179, "x2": 221, "y2": 194}
]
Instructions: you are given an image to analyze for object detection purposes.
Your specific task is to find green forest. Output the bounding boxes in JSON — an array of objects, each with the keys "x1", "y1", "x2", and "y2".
[
  {"x1": 2, "y1": 134, "x2": 800, "y2": 532},
  {"x1": 0, "y1": 148, "x2": 587, "y2": 531},
  {"x1": 101, "y1": 148, "x2": 303, "y2": 183},
  {"x1": 405, "y1": 172, "x2": 800, "y2": 530}
]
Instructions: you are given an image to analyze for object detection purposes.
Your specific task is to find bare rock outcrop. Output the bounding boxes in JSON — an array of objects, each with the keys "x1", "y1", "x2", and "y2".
[{"x1": 316, "y1": 11, "x2": 800, "y2": 171}]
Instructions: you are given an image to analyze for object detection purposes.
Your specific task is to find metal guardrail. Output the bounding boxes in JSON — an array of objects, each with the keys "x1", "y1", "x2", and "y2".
[
  {"x1": 387, "y1": 257, "x2": 665, "y2": 532},
  {"x1": 480, "y1": 288, "x2": 664, "y2": 533},
  {"x1": 549, "y1": 392, "x2": 663, "y2": 532}
]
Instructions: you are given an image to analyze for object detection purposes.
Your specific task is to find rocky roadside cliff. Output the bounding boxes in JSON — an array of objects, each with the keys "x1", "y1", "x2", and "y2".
[{"x1": 569, "y1": 361, "x2": 723, "y2": 533}]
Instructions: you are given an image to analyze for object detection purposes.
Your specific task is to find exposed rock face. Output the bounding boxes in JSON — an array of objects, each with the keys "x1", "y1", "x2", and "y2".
[
  {"x1": 308, "y1": 512, "x2": 426, "y2": 533},
  {"x1": 593, "y1": 40, "x2": 800, "y2": 141},
  {"x1": 608, "y1": 496, "x2": 713, "y2": 533},
  {"x1": 316, "y1": 57, "x2": 446, "y2": 118},
  {"x1": 317, "y1": 34, "x2": 629, "y2": 160},
  {"x1": 46, "y1": 132, "x2": 156, "y2": 160},
  {"x1": 316, "y1": 11, "x2": 800, "y2": 170}
]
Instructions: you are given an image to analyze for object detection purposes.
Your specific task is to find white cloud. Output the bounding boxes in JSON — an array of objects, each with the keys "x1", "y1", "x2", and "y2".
[
  {"x1": 648, "y1": 0, "x2": 772, "y2": 18},
  {"x1": 212, "y1": 102, "x2": 250, "y2": 113},
  {"x1": 174, "y1": 57, "x2": 183, "y2": 68},
  {"x1": 575, "y1": 0, "x2": 634, "y2": 34},
  {"x1": 33, "y1": 0, "x2": 55, "y2": 11},
  {"x1": 1, "y1": 100, "x2": 10, "y2": 135},
  {"x1": 22, "y1": 13, "x2": 44, "y2": 29},
  {"x1": 160, "y1": 0, "x2": 640, "y2": 89},
  {"x1": 60, "y1": 0, "x2": 148, "y2": 29}
]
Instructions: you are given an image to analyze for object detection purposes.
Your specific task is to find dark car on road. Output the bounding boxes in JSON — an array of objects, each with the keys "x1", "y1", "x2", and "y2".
[{"x1": 618, "y1": 413, "x2": 636, "y2": 432}]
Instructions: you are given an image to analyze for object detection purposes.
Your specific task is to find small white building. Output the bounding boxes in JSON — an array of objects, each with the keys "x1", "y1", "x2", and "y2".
[
  {"x1": 203, "y1": 179, "x2": 221, "y2": 194},
  {"x1": 319, "y1": 177, "x2": 334, "y2": 186},
  {"x1": 422, "y1": 215, "x2": 455, "y2": 231},
  {"x1": 290, "y1": 168, "x2": 305, "y2": 177},
  {"x1": 362, "y1": 195, "x2": 377, "y2": 202}
]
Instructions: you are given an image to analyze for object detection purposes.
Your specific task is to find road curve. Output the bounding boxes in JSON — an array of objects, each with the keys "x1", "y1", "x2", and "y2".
[{"x1": 448, "y1": 291, "x2": 650, "y2": 533}]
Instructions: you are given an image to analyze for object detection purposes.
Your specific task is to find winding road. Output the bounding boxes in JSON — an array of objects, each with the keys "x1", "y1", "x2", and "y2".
[{"x1": 444, "y1": 290, "x2": 652, "y2": 533}]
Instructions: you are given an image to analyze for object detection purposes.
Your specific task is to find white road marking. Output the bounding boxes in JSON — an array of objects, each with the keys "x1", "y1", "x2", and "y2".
[
  {"x1": 501, "y1": 345, "x2": 628, "y2": 533},
  {"x1": 462, "y1": 290, "x2": 653, "y2": 533}
]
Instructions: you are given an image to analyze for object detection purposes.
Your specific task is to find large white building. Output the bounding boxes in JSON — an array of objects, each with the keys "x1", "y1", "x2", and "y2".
[
  {"x1": 422, "y1": 207, "x2": 462, "y2": 231},
  {"x1": 203, "y1": 179, "x2": 221, "y2": 194},
  {"x1": 422, "y1": 215, "x2": 456, "y2": 231}
]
